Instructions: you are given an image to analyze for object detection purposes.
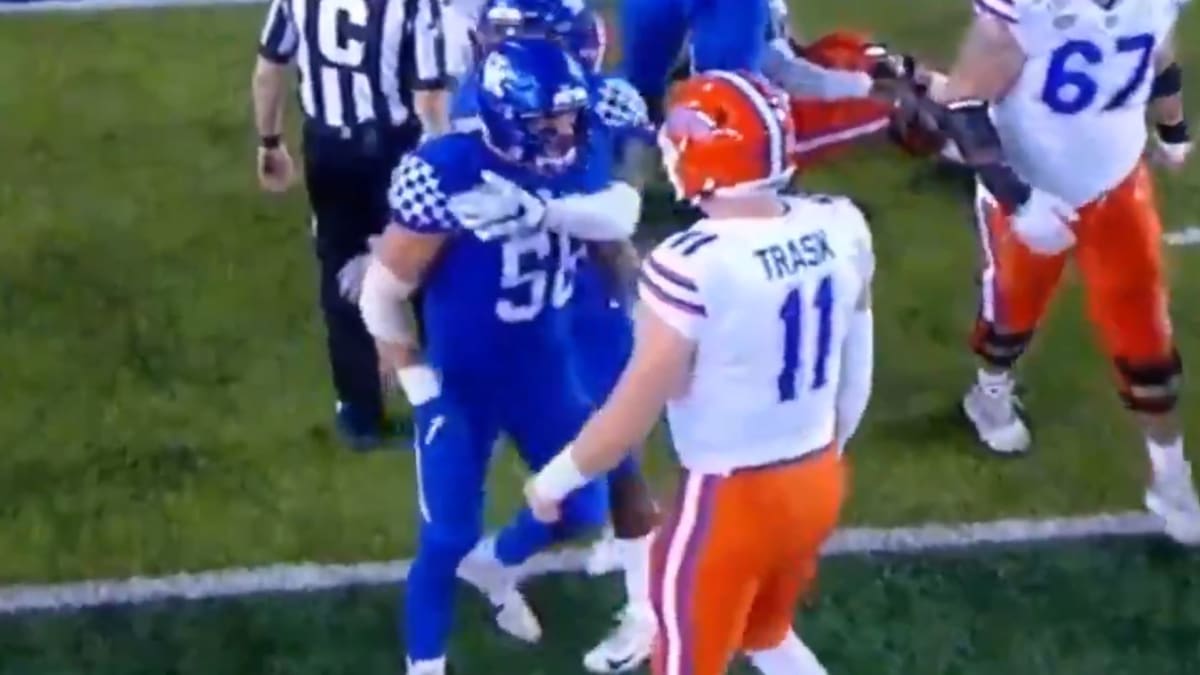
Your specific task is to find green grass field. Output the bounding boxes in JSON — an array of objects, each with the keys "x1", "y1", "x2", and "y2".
[{"x1": 1, "y1": 0, "x2": 1199, "y2": 672}]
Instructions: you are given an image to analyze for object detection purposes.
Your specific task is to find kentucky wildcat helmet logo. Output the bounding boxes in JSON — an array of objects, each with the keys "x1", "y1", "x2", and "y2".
[{"x1": 480, "y1": 52, "x2": 517, "y2": 99}]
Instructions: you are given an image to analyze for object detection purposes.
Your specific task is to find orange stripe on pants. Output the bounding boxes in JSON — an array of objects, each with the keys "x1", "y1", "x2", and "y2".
[{"x1": 650, "y1": 447, "x2": 846, "y2": 675}]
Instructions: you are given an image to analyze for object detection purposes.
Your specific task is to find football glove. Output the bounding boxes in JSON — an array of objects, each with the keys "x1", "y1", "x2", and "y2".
[{"x1": 447, "y1": 170, "x2": 547, "y2": 240}]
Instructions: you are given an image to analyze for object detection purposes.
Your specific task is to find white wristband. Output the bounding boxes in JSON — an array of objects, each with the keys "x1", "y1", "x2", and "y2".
[
  {"x1": 397, "y1": 365, "x2": 441, "y2": 406},
  {"x1": 532, "y1": 446, "x2": 590, "y2": 502},
  {"x1": 926, "y1": 71, "x2": 950, "y2": 103}
]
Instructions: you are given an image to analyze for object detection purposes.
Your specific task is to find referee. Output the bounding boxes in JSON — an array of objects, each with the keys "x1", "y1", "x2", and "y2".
[{"x1": 251, "y1": 0, "x2": 449, "y2": 450}]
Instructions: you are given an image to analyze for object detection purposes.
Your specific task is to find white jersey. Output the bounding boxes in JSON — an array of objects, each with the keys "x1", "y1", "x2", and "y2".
[
  {"x1": 638, "y1": 195, "x2": 874, "y2": 475},
  {"x1": 975, "y1": 0, "x2": 1186, "y2": 206}
]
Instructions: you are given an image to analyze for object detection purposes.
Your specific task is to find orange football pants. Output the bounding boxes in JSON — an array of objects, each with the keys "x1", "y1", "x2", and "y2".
[
  {"x1": 650, "y1": 446, "x2": 845, "y2": 675},
  {"x1": 973, "y1": 163, "x2": 1175, "y2": 397},
  {"x1": 790, "y1": 31, "x2": 893, "y2": 169}
]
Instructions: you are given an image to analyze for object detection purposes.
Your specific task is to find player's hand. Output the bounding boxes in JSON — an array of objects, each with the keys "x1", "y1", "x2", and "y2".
[
  {"x1": 865, "y1": 43, "x2": 918, "y2": 83},
  {"x1": 337, "y1": 253, "x2": 370, "y2": 302},
  {"x1": 1152, "y1": 124, "x2": 1192, "y2": 172},
  {"x1": 524, "y1": 479, "x2": 562, "y2": 524},
  {"x1": 257, "y1": 144, "x2": 296, "y2": 193},
  {"x1": 447, "y1": 170, "x2": 547, "y2": 240},
  {"x1": 336, "y1": 236, "x2": 384, "y2": 302},
  {"x1": 1012, "y1": 189, "x2": 1078, "y2": 255}
]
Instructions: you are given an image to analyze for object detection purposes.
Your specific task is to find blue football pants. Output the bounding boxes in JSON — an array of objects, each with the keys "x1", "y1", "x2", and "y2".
[{"x1": 403, "y1": 363, "x2": 609, "y2": 661}]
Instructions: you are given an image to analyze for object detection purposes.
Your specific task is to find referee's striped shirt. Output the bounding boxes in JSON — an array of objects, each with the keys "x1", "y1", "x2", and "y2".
[{"x1": 259, "y1": 0, "x2": 449, "y2": 129}]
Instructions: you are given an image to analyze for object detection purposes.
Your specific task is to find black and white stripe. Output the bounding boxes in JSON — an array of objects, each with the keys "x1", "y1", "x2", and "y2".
[{"x1": 258, "y1": 0, "x2": 450, "y2": 129}]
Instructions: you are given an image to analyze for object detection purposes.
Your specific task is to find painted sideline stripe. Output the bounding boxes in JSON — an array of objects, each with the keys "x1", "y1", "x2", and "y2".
[
  {"x1": 1165, "y1": 226, "x2": 1200, "y2": 247},
  {"x1": 0, "y1": 511, "x2": 1162, "y2": 615},
  {"x1": 0, "y1": 0, "x2": 263, "y2": 14}
]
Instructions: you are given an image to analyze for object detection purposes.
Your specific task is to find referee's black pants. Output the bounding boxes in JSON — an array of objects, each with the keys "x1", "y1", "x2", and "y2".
[{"x1": 302, "y1": 119, "x2": 421, "y2": 428}]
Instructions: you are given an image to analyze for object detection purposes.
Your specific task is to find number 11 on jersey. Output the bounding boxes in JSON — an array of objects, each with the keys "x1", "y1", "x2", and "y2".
[{"x1": 777, "y1": 275, "x2": 835, "y2": 402}]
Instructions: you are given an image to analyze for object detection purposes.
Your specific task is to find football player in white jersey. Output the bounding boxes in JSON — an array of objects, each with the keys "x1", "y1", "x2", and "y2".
[
  {"x1": 925, "y1": 0, "x2": 1199, "y2": 542},
  {"x1": 524, "y1": 71, "x2": 875, "y2": 675}
]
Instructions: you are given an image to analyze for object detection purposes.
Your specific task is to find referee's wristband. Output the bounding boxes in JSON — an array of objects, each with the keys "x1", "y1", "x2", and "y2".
[
  {"x1": 259, "y1": 134, "x2": 282, "y2": 149},
  {"x1": 1157, "y1": 120, "x2": 1191, "y2": 145}
]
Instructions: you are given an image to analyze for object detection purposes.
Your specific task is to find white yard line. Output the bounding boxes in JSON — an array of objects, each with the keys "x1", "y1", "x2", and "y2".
[
  {"x1": 0, "y1": 511, "x2": 1163, "y2": 615},
  {"x1": 1165, "y1": 226, "x2": 1200, "y2": 247}
]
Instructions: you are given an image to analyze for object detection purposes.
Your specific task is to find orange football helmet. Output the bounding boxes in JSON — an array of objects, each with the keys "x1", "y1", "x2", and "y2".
[{"x1": 658, "y1": 71, "x2": 796, "y2": 202}]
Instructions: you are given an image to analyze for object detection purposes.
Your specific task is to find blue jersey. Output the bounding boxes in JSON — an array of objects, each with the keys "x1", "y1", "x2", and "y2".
[{"x1": 388, "y1": 131, "x2": 612, "y2": 374}]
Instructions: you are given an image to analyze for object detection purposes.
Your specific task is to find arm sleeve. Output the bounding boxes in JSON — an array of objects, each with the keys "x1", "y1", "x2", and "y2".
[
  {"x1": 973, "y1": 0, "x2": 1017, "y2": 23},
  {"x1": 761, "y1": 41, "x2": 873, "y2": 100},
  {"x1": 410, "y1": 0, "x2": 450, "y2": 90},
  {"x1": 834, "y1": 199, "x2": 875, "y2": 448},
  {"x1": 835, "y1": 308, "x2": 873, "y2": 448},
  {"x1": 637, "y1": 238, "x2": 709, "y2": 340},
  {"x1": 388, "y1": 150, "x2": 463, "y2": 233},
  {"x1": 258, "y1": 0, "x2": 299, "y2": 64}
]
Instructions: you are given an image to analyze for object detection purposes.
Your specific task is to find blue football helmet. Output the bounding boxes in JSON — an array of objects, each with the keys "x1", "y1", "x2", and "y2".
[
  {"x1": 477, "y1": 0, "x2": 604, "y2": 72},
  {"x1": 558, "y1": 0, "x2": 606, "y2": 72},
  {"x1": 477, "y1": 0, "x2": 571, "y2": 47},
  {"x1": 477, "y1": 37, "x2": 592, "y2": 172}
]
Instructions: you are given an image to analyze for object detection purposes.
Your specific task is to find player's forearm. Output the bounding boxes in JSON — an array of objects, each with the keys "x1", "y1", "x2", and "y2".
[
  {"x1": 835, "y1": 308, "x2": 874, "y2": 448},
  {"x1": 1150, "y1": 52, "x2": 1186, "y2": 126},
  {"x1": 534, "y1": 374, "x2": 668, "y2": 503},
  {"x1": 359, "y1": 258, "x2": 420, "y2": 349},
  {"x1": 761, "y1": 41, "x2": 873, "y2": 100},
  {"x1": 536, "y1": 339, "x2": 680, "y2": 499},
  {"x1": 414, "y1": 88, "x2": 451, "y2": 138},
  {"x1": 252, "y1": 57, "x2": 289, "y2": 137},
  {"x1": 542, "y1": 182, "x2": 642, "y2": 241},
  {"x1": 573, "y1": 387, "x2": 664, "y2": 476}
]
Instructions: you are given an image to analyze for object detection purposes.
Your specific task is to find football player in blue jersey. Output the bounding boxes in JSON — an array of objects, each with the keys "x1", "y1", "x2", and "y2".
[
  {"x1": 355, "y1": 37, "x2": 644, "y2": 675},
  {"x1": 450, "y1": 2, "x2": 660, "y2": 671}
]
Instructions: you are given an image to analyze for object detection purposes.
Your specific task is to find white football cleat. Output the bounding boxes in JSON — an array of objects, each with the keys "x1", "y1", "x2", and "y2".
[
  {"x1": 1146, "y1": 461, "x2": 1200, "y2": 546},
  {"x1": 583, "y1": 605, "x2": 656, "y2": 673},
  {"x1": 962, "y1": 377, "x2": 1031, "y2": 456},
  {"x1": 407, "y1": 657, "x2": 447, "y2": 675},
  {"x1": 458, "y1": 539, "x2": 543, "y2": 643},
  {"x1": 586, "y1": 528, "x2": 623, "y2": 576}
]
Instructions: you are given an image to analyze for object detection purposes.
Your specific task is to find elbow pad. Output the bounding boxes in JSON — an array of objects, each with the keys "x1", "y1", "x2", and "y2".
[
  {"x1": 359, "y1": 258, "x2": 418, "y2": 344},
  {"x1": 939, "y1": 99, "x2": 1031, "y2": 210},
  {"x1": 835, "y1": 308, "x2": 874, "y2": 449},
  {"x1": 543, "y1": 182, "x2": 641, "y2": 241}
]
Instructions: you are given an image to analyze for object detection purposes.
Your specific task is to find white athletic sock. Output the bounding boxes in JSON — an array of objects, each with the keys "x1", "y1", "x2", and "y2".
[
  {"x1": 1147, "y1": 436, "x2": 1187, "y2": 477},
  {"x1": 977, "y1": 367, "x2": 1013, "y2": 395},
  {"x1": 618, "y1": 533, "x2": 654, "y2": 613},
  {"x1": 747, "y1": 631, "x2": 827, "y2": 675}
]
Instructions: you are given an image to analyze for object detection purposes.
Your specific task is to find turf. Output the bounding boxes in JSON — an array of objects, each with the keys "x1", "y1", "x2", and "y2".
[
  {"x1": 0, "y1": 0, "x2": 1198, "y2": 586},
  {"x1": 2, "y1": 538, "x2": 1198, "y2": 674}
]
